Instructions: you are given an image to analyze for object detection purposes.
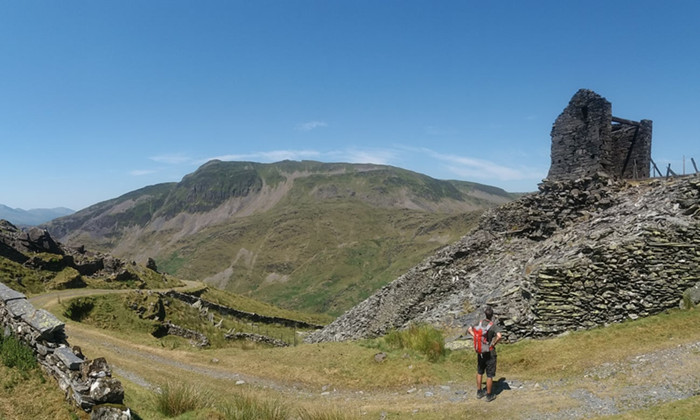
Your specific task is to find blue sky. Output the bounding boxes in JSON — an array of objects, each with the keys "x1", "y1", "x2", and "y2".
[{"x1": 2, "y1": 1, "x2": 699, "y2": 210}]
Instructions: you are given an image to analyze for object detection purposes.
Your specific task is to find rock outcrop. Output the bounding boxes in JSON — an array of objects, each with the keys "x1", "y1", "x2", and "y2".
[
  {"x1": 307, "y1": 90, "x2": 697, "y2": 344},
  {"x1": 306, "y1": 173, "x2": 700, "y2": 343}
]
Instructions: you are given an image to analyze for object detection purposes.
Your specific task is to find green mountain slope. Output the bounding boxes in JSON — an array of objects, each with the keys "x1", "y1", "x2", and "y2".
[{"x1": 43, "y1": 160, "x2": 517, "y2": 315}]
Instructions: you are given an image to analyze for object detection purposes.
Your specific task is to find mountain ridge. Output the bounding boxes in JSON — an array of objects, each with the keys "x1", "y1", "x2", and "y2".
[
  {"x1": 42, "y1": 160, "x2": 517, "y2": 315},
  {"x1": 0, "y1": 204, "x2": 74, "y2": 226}
]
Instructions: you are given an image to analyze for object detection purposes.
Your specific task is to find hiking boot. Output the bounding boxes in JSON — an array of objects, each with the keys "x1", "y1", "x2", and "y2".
[
  {"x1": 485, "y1": 393, "x2": 496, "y2": 402},
  {"x1": 476, "y1": 389, "x2": 486, "y2": 399}
]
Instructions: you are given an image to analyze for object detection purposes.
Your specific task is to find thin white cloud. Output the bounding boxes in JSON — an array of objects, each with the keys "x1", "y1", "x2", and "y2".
[
  {"x1": 129, "y1": 169, "x2": 157, "y2": 176},
  {"x1": 424, "y1": 149, "x2": 538, "y2": 181},
  {"x1": 202, "y1": 150, "x2": 322, "y2": 164},
  {"x1": 150, "y1": 153, "x2": 192, "y2": 164},
  {"x1": 200, "y1": 148, "x2": 399, "y2": 167},
  {"x1": 329, "y1": 148, "x2": 397, "y2": 165},
  {"x1": 295, "y1": 121, "x2": 328, "y2": 131}
]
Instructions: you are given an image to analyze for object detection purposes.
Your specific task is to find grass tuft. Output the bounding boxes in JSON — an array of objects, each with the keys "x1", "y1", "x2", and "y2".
[
  {"x1": 0, "y1": 334, "x2": 38, "y2": 373},
  {"x1": 383, "y1": 323, "x2": 446, "y2": 362},
  {"x1": 153, "y1": 381, "x2": 211, "y2": 417},
  {"x1": 216, "y1": 393, "x2": 290, "y2": 420}
]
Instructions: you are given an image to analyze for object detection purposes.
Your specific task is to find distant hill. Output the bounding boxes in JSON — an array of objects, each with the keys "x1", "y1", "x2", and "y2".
[
  {"x1": 0, "y1": 204, "x2": 74, "y2": 226},
  {"x1": 42, "y1": 160, "x2": 518, "y2": 315}
]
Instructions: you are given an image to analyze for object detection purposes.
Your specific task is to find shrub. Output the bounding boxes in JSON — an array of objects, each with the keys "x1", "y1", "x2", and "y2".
[
  {"x1": 153, "y1": 381, "x2": 211, "y2": 417},
  {"x1": 384, "y1": 323, "x2": 446, "y2": 362},
  {"x1": 0, "y1": 334, "x2": 38, "y2": 372},
  {"x1": 217, "y1": 393, "x2": 290, "y2": 420},
  {"x1": 62, "y1": 297, "x2": 95, "y2": 321}
]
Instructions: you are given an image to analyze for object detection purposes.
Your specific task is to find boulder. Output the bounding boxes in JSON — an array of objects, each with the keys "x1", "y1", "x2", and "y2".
[
  {"x1": 90, "y1": 405, "x2": 131, "y2": 420},
  {"x1": 81, "y1": 357, "x2": 112, "y2": 379},
  {"x1": 681, "y1": 282, "x2": 700, "y2": 310},
  {"x1": 90, "y1": 377, "x2": 125, "y2": 404}
]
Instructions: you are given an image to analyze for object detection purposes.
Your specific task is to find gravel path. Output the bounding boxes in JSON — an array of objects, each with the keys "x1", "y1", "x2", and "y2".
[{"x1": 33, "y1": 286, "x2": 700, "y2": 418}]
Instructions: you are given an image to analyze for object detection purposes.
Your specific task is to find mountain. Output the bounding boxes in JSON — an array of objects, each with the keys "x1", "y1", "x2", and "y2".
[
  {"x1": 0, "y1": 204, "x2": 74, "y2": 226},
  {"x1": 42, "y1": 160, "x2": 517, "y2": 315}
]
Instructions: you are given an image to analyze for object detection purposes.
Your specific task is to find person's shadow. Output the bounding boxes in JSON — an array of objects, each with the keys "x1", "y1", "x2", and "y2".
[{"x1": 493, "y1": 377, "x2": 511, "y2": 395}]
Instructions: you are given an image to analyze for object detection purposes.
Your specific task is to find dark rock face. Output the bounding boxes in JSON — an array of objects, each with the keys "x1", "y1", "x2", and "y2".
[{"x1": 547, "y1": 89, "x2": 651, "y2": 181}]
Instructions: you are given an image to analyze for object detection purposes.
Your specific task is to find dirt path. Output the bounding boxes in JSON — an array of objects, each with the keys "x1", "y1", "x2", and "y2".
[{"x1": 31, "y1": 286, "x2": 700, "y2": 419}]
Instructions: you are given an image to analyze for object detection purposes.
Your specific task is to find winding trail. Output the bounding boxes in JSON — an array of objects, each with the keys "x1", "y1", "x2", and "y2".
[{"x1": 29, "y1": 286, "x2": 700, "y2": 419}]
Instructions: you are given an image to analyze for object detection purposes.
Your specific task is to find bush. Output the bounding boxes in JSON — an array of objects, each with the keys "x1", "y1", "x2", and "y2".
[
  {"x1": 0, "y1": 334, "x2": 38, "y2": 372},
  {"x1": 62, "y1": 297, "x2": 95, "y2": 321},
  {"x1": 384, "y1": 323, "x2": 446, "y2": 362},
  {"x1": 153, "y1": 381, "x2": 211, "y2": 417},
  {"x1": 217, "y1": 394, "x2": 290, "y2": 420}
]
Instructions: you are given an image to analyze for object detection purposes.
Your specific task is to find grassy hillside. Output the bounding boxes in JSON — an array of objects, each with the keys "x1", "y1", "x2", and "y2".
[
  {"x1": 43, "y1": 160, "x2": 515, "y2": 316},
  {"x1": 155, "y1": 203, "x2": 482, "y2": 315}
]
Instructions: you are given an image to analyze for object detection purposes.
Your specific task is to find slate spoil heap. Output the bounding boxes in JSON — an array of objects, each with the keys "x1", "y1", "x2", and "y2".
[{"x1": 307, "y1": 173, "x2": 700, "y2": 344}]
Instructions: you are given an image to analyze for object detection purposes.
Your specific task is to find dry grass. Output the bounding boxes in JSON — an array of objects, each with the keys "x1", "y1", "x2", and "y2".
[
  {"x1": 597, "y1": 395, "x2": 700, "y2": 420},
  {"x1": 500, "y1": 308, "x2": 700, "y2": 380},
  {"x1": 0, "y1": 364, "x2": 87, "y2": 420},
  {"x1": 29, "y1": 291, "x2": 700, "y2": 419}
]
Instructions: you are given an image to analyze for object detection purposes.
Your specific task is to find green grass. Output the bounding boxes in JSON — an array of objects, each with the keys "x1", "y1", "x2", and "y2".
[
  {"x1": 498, "y1": 307, "x2": 700, "y2": 379},
  {"x1": 157, "y1": 202, "x2": 481, "y2": 316},
  {"x1": 199, "y1": 287, "x2": 333, "y2": 326},
  {"x1": 62, "y1": 294, "x2": 160, "y2": 335},
  {"x1": 0, "y1": 259, "x2": 48, "y2": 295},
  {"x1": 49, "y1": 161, "x2": 502, "y2": 317},
  {"x1": 0, "y1": 334, "x2": 38, "y2": 373},
  {"x1": 145, "y1": 379, "x2": 356, "y2": 420},
  {"x1": 153, "y1": 381, "x2": 212, "y2": 417},
  {"x1": 368, "y1": 324, "x2": 447, "y2": 362},
  {"x1": 61, "y1": 289, "x2": 320, "y2": 349},
  {"x1": 0, "y1": 334, "x2": 86, "y2": 419}
]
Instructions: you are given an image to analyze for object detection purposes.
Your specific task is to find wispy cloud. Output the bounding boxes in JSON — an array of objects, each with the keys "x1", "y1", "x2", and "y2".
[
  {"x1": 201, "y1": 150, "x2": 322, "y2": 164},
  {"x1": 328, "y1": 148, "x2": 397, "y2": 165},
  {"x1": 295, "y1": 121, "x2": 328, "y2": 131},
  {"x1": 150, "y1": 153, "x2": 192, "y2": 164},
  {"x1": 423, "y1": 149, "x2": 537, "y2": 181},
  {"x1": 199, "y1": 148, "x2": 399, "y2": 167},
  {"x1": 129, "y1": 169, "x2": 157, "y2": 176}
]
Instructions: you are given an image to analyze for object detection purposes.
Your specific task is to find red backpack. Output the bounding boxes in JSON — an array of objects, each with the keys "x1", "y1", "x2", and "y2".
[{"x1": 472, "y1": 319, "x2": 493, "y2": 354}]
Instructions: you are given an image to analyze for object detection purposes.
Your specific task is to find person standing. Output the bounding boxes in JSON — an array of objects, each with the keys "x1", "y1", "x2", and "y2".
[{"x1": 467, "y1": 306, "x2": 503, "y2": 402}]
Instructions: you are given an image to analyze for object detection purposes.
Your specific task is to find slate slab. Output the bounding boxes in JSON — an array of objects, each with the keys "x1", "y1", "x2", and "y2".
[
  {"x1": 21, "y1": 308, "x2": 64, "y2": 339},
  {"x1": 54, "y1": 346, "x2": 84, "y2": 370},
  {"x1": 0, "y1": 282, "x2": 25, "y2": 302},
  {"x1": 6, "y1": 299, "x2": 34, "y2": 317}
]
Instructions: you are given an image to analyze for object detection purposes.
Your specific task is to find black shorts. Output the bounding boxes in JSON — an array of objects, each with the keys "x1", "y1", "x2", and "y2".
[{"x1": 477, "y1": 352, "x2": 497, "y2": 378}]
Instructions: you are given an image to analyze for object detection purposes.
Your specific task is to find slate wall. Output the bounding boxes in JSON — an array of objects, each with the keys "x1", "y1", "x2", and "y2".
[{"x1": 0, "y1": 282, "x2": 129, "y2": 418}]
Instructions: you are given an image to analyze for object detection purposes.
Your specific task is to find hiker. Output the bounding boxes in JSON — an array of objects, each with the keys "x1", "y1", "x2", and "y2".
[{"x1": 467, "y1": 306, "x2": 502, "y2": 402}]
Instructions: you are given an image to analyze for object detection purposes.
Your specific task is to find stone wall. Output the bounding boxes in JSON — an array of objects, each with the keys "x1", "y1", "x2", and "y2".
[
  {"x1": 505, "y1": 177, "x2": 700, "y2": 338},
  {"x1": 0, "y1": 282, "x2": 129, "y2": 419},
  {"x1": 306, "y1": 174, "x2": 700, "y2": 344},
  {"x1": 163, "y1": 290, "x2": 323, "y2": 330},
  {"x1": 547, "y1": 89, "x2": 651, "y2": 181}
]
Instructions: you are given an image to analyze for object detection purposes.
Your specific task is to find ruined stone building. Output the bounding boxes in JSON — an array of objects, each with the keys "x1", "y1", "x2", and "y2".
[{"x1": 547, "y1": 89, "x2": 652, "y2": 181}]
